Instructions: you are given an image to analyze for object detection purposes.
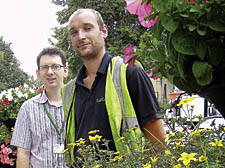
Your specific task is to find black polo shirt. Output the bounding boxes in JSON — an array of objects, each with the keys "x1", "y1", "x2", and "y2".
[{"x1": 74, "y1": 52, "x2": 161, "y2": 153}]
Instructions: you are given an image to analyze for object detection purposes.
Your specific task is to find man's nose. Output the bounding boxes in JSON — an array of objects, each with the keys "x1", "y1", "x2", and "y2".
[
  {"x1": 78, "y1": 30, "x2": 86, "y2": 39},
  {"x1": 47, "y1": 67, "x2": 54, "y2": 74}
]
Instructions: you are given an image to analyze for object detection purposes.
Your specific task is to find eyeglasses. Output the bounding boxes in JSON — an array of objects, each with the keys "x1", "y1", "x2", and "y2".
[{"x1": 39, "y1": 64, "x2": 65, "y2": 72}]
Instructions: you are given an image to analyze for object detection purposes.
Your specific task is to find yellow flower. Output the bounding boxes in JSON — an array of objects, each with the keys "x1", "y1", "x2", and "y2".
[
  {"x1": 143, "y1": 163, "x2": 151, "y2": 168},
  {"x1": 173, "y1": 164, "x2": 181, "y2": 168},
  {"x1": 116, "y1": 137, "x2": 125, "y2": 142},
  {"x1": 88, "y1": 130, "x2": 100, "y2": 134},
  {"x1": 177, "y1": 138, "x2": 185, "y2": 142},
  {"x1": 165, "y1": 132, "x2": 176, "y2": 143},
  {"x1": 178, "y1": 152, "x2": 197, "y2": 166},
  {"x1": 59, "y1": 149, "x2": 68, "y2": 154},
  {"x1": 165, "y1": 149, "x2": 171, "y2": 156},
  {"x1": 198, "y1": 155, "x2": 207, "y2": 162},
  {"x1": 177, "y1": 98, "x2": 195, "y2": 107},
  {"x1": 68, "y1": 143, "x2": 76, "y2": 146},
  {"x1": 77, "y1": 148, "x2": 83, "y2": 153},
  {"x1": 76, "y1": 138, "x2": 86, "y2": 145},
  {"x1": 209, "y1": 139, "x2": 223, "y2": 147},
  {"x1": 89, "y1": 135, "x2": 102, "y2": 142},
  {"x1": 150, "y1": 157, "x2": 158, "y2": 164},
  {"x1": 11, "y1": 127, "x2": 14, "y2": 132},
  {"x1": 190, "y1": 129, "x2": 206, "y2": 136},
  {"x1": 112, "y1": 156, "x2": 123, "y2": 162},
  {"x1": 114, "y1": 151, "x2": 120, "y2": 155},
  {"x1": 174, "y1": 141, "x2": 185, "y2": 147},
  {"x1": 93, "y1": 165, "x2": 101, "y2": 168}
]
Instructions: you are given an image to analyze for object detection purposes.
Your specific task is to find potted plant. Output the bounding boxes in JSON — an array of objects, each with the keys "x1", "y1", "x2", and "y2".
[{"x1": 124, "y1": 0, "x2": 225, "y2": 117}]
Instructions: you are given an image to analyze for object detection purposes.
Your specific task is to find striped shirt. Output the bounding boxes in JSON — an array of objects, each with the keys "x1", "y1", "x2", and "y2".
[{"x1": 11, "y1": 91, "x2": 67, "y2": 168}]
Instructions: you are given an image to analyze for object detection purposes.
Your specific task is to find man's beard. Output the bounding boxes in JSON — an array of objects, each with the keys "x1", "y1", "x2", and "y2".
[{"x1": 76, "y1": 44, "x2": 103, "y2": 61}]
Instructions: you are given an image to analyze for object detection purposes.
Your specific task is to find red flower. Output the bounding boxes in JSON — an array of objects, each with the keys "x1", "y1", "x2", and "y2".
[
  {"x1": 2, "y1": 98, "x2": 9, "y2": 105},
  {"x1": 0, "y1": 106, "x2": 3, "y2": 110},
  {"x1": 37, "y1": 86, "x2": 44, "y2": 92}
]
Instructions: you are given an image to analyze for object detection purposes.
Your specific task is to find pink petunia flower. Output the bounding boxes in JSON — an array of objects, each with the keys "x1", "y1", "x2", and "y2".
[
  {"x1": 138, "y1": 15, "x2": 158, "y2": 28},
  {"x1": 123, "y1": 44, "x2": 137, "y2": 67},
  {"x1": 125, "y1": 0, "x2": 151, "y2": 18},
  {"x1": 125, "y1": 0, "x2": 155, "y2": 28}
]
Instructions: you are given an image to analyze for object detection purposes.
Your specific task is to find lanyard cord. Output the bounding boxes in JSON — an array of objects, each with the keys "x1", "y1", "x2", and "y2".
[{"x1": 43, "y1": 104, "x2": 65, "y2": 136}]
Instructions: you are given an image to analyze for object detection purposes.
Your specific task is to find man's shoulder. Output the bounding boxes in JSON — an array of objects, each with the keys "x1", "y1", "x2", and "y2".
[{"x1": 21, "y1": 93, "x2": 42, "y2": 108}]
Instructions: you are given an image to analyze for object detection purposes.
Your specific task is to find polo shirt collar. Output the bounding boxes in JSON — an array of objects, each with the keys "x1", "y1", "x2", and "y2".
[
  {"x1": 76, "y1": 52, "x2": 112, "y2": 85},
  {"x1": 34, "y1": 90, "x2": 48, "y2": 104}
]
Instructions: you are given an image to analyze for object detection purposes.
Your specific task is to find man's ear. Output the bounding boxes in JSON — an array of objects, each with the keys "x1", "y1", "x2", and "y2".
[
  {"x1": 64, "y1": 62, "x2": 69, "y2": 78},
  {"x1": 102, "y1": 24, "x2": 108, "y2": 39},
  {"x1": 36, "y1": 70, "x2": 41, "y2": 79}
]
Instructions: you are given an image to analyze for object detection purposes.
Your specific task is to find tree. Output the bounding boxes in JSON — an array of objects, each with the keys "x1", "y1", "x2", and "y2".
[
  {"x1": 50, "y1": 0, "x2": 149, "y2": 79},
  {"x1": 0, "y1": 36, "x2": 30, "y2": 91}
]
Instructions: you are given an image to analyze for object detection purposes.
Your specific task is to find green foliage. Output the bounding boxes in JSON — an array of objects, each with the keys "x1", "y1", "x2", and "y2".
[
  {"x1": 0, "y1": 124, "x2": 12, "y2": 144},
  {"x1": 0, "y1": 37, "x2": 31, "y2": 92},
  {"x1": 50, "y1": 0, "x2": 148, "y2": 78},
  {"x1": 139, "y1": 0, "x2": 225, "y2": 94},
  {"x1": 0, "y1": 84, "x2": 42, "y2": 122}
]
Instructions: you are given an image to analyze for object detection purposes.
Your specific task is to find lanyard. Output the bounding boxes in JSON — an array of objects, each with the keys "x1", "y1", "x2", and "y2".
[{"x1": 43, "y1": 104, "x2": 65, "y2": 136}]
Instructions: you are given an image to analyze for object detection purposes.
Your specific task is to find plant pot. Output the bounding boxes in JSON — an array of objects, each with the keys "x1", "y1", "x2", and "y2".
[{"x1": 198, "y1": 69, "x2": 225, "y2": 118}]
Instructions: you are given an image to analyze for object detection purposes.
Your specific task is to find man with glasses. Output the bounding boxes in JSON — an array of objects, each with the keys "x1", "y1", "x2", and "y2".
[{"x1": 11, "y1": 47, "x2": 68, "y2": 168}]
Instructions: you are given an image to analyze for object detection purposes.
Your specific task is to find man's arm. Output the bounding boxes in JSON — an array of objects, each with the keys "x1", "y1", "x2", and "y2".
[
  {"x1": 16, "y1": 147, "x2": 30, "y2": 168},
  {"x1": 142, "y1": 118, "x2": 166, "y2": 152}
]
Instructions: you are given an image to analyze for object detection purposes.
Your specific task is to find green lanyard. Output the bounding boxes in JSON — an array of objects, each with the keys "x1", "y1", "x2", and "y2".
[{"x1": 43, "y1": 104, "x2": 65, "y2": 136}]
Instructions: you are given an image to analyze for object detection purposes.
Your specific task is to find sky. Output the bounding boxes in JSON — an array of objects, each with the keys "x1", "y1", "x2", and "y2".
[{"x1": 0, "y1": 0, "x2": 63, "y2": 78}]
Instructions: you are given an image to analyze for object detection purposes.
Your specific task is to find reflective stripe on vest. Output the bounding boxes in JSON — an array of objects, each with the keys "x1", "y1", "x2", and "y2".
[{"x1": 62, "y1": 56, "x2": 144, "y2": 164}]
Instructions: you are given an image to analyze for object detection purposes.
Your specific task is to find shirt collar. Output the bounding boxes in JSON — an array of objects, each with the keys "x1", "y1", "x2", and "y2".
[
  {"x1": 76, "y1": 52, "x2": 112, "y2": 85},
  {"x1": 33, "y1": 90, "x2": 62, "y2": 107},
  {"x1": 33, "y1": 90, "x2": 48, "y2": 104}
]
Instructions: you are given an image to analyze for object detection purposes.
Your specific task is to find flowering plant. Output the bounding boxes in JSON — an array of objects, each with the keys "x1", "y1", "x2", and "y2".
[
  {"x1": 124, "y1": 0, "x2": 225, "y2": 117},
  {"x1": 125, "y1": 0, "x2": 225, "y2": 93},
  {"x1": 63, "y1": 99, "x2": 225, "y2": 168},
  {"x1": 0, "y1": 84, "x2": 42, "y2": 122},
  {"x1": 0, "y1": 140, "x2": 16, "y2": 167}
]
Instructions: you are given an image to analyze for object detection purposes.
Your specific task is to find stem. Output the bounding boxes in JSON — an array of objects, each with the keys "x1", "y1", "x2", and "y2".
[{"x1": 199, "y1": 136, "x2": 209, "y2": 168}]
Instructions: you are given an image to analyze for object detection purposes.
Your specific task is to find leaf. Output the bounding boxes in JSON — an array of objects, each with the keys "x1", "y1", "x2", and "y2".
[
  {"x1": 208, "y1": 19, "x2": 225, "y2": 32},
  {"x1": 177, "y1": 53, "x2": 186, "y2": 80},
  {"x1": 161, "y1": 14, "x2": 179, "y2": 33},
  {"x1": 197, "y1": 27, "x2": 207, "y2": 36},
  {"x1": 188, "y1": 25, "x2": 197, "y2": 31},
  {"x1": 195, "y1": 40, "x2": 207, "y2": 60},
  {"x1": 171, "y1": 31, "x2": 196, "y2": 55},
  {"x1": 152, "y1": 0, "x2": 167, "y2": 13},
  {"x1": 192, "y1": 61, "x2": 213, "y2": 86},
  {"x1": 151, "y1": 19, "x2": 164, "y2": 39},
  {"x1": 173, "y1": 77, "x2": 193, "y2": 94},
  {"x1": 152, "y1": 38, "x2": 158, "y2": 45},
  {"x1": 150, "y1": 49, "x2": 165, "y2": 62}
]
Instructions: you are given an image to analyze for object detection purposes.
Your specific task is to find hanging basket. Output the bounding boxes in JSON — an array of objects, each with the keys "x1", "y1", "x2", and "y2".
[{"x1": 198, "y1": 69, "x2": 225, "y2": 118}]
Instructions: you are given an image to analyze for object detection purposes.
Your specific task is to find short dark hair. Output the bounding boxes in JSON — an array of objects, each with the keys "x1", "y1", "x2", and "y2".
[{"x1": 36, "y1": 47, "x2": 66, "y2": 69}]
